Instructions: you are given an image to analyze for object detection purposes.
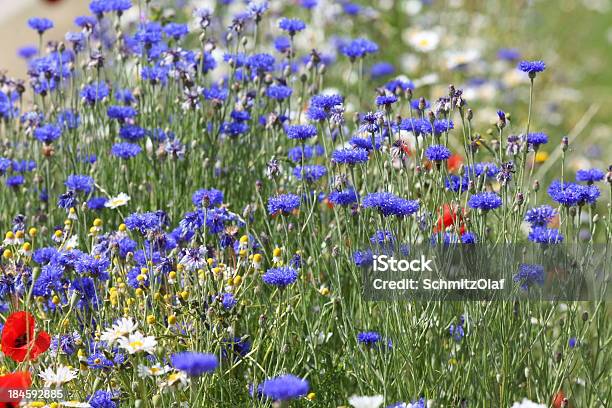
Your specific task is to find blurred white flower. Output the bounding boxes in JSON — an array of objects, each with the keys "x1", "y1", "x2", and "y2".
[
  {"x1": 349, "y1": 395, "x2": 385, "y2": 408},
  {"x1": 138, "y1": 363, "x2": 172, "y2": 378},
  {"x1": 105, "y1": 193, "x2": 130, "y2": 209},
  {"x1": 510, "y1": 399, "x2": 546, "y2": 408},
  {"x1": 403, "y1": 0, "x2": 423, "y2": 15},
  {"x1": 404, "y1": 29, "x2": 440, "y2": 52},
  {"x1": 39, "y1": 365, "x2": 78, "y2": 387}
]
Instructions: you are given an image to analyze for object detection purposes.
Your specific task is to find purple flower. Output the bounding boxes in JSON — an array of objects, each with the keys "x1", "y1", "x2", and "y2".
[
  {"x1": 518, "y1": 60, "x2": 546, "y2": 77},
  {"x1": 576, "y1": 168, "x2": 605, "y2": 184},
  {"x1": 65, "y1": 174, "x2": 94, "y2": 194},
  {"x1": 526, "y1": 132, "x2": 548, "y2": 148},
  {"x1": 528, "y1": 227, "x2": 564, "y2": 244},
  {"x1": 267, "y1": 194, "x2": 301, "y2": 215},
  {"x1": 261, "y1": 374, "x2": 309, "y2": 401},
  {"x1": 285, "y1": 124, "x2": 317, "y2": 140},
  {"x1": 328, "y1": 189, "x2": 358, "y2": 206},
  {"x1": 293, "y1": 165, "x2": 327, "y2": 182},
  {"x1": 548, "y1": 180, "x2": 600, "y2": 206},
  {"x1": 332, "y1": 148, "x2": 369, "y2": 165},
  {"x1": 362, "y1": 192, "x2": 420, "y2": 217},
  {"x1": 34, "y1": 124, "x2": 62, "y2": 144},
  {"x1": 524, "y1": 205, "x2": 557, "y2": 227},
  {"x1": 171, "y1": 352, "x2": 218, "y2": 376},
  {"x1": 513, "y1": 264, "x2": 545, "y2": 290},
  {"x1": 267, "y1": 85, "x2": 292, "y2": 100},
  {"x1": 111, "y1": 142, "x2": 141, "y2": 159},
  {"x1": 192, "y1": 188, "x2": 224, "y2": 208}
]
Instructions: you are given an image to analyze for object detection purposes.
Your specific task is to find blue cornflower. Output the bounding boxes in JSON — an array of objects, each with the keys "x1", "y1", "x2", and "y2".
[
  {"x1": 293, "y1": 165, "x2": 327, "y2": 182},
  {"x1": 287, "y1": 145, "x2": 324, "y2": 162},
  {"x1": 75, "y1": 16, "x2": 97, "y2": 29},
  {"x1": 267, "y1": 194, "x2": 301, "y2": 215},
  {"x1": 362, "y1": 192, "x2": 420, "y2": 217},
  {"x1": 274, "y1": 36, "x2": 291, "y2": 53},
  {"x1": 569, "y1": 337, "x2": 577, "y2": 349},
  {"x1": 87, "y1": 390, "x2": 118, "y2": 408},
  {"x1": 90, "y1": 0, "x2": 132, "y2": 15},
  {"x1": 340, "y1": 38, "x2": 379, "y2": 60},
  {"x1": 115, "y1": 88, "x2": 135, "y2": 105},
  {"x1": 526, "y1": 132, "x2": 548, "y2": 149},
  {"x1": 375, "y1": 94, "x2": 398, "y2": 106},
  {"x1": 141, "y1": 65, "x2": 169, "y2": 85},
  {"x1": 0, "y1": 158, "x2": 12, "y2": 175},
  {"x1": 370, "y1": 62, "x2": 394, "y2": 78},
  {"x1": 247, "y1": 53, "x2": 276, "y2": 73},
  {"x1": 17, "y1": 45, "x2": 38, "y2": 60},
  {"x1": 119, "y1": 125, "x2": 146, "y2": 141},
  {"x1": 192, "y1": 188, "x2": 224, "y2": 208},
  {"x1": 497, "y1": 48, "x2": 520, "y2": 61},
  {"x1": 262, "y1": 266, "x2": 298, "y2": 288},
  {"x1": 513, "y1": 264, "x2": 545, "y2": 290},
  {"x1": 468, "y1": 192, "x2": 502, "y2": 211},
  {"x1": 171, "y1": 352, "x2": 218, "y2": 376},
  {"x1": 445, "y1": 175, "x2": 469, "y2": 193},
  {"x1": 357, "y1": 331, "x2": 381, "y2": 346},
  {"x1": 163, "y1": 23, "x2": 189, "y2": 40},
  {"x1": 65, "y1": 174, "x2": 94, "y2": 194},
  {"x1": 75, "y1": 254, "x2": 110, "y2": 280},
  {"x1": 425, "y1": 145, "x2": 452, "y2": 162},
  {"x1": 87, "y1": 197, "x2": 108, "y2": 210},
  {"x1": 310, "y1": 94, "x2": 343, "y2": 111},
  {"x1": 111, "y1": 142, "x2": 141, "y2": 159},
  {"x1": 285, "y1": 124, "x2": 317, "y2": 140},
  {"x1": 261, "y1": 375, "x2": 309, "y2": 401},
  {"x1": 58, "y1": 110, "x2": 80, "y2": 129},
  {"x1": 267, "y1": 85, "x2": 292, "y2": 100},
  {"x1": 385, "y1": 78, "x2": 414, "y2": 93},
  {"x1": 57, "y1": 191, "x2": 77, "y2": 209},
  {"x1": 278, "y1": 18, "x2": 306, "y2": 36},
  {"x1": 461, "y1": 232, "x2": 477, "y2": 244},
  {"x1": 11, "y1": 160, "x2": 36, "y2": 173},
  {"x1": 548, "y1": 180, "x2": 600, "y2": 206},
  {"x1": 28, "y1": 18, "x2": 54, "y2": 34},
  {"x1": 528, "y1": 227, "x2": 564, "y2": 244},
  {"x1": 6, "y1": 175, "x2": 25, "y2": 188},
  {"x1": 299, "y1": 0, "x2": 318, "y2": 8},
  {"x1": 518, "y1": 60, "x2": 546, "y2": 77},
  {"x1": 107, "y1": 105, "x2": 137, "y2": 121},
  {"x1": 465, "y1": 162, "x2": 500, "y2": 179},
  {"x1": 524, "y1": 205, "x2": 557, "y2": 227},
  {"x1": 449, "y1": 322, "x2": 465, "y2": 342},
  {"x1": 350, "y1": 136, "x2": 382, "y2": 151},
  {"x1": 125, "y1": 211, "x2": 167, "y2": 234},
  {"x1": 135, "y1": 22, "x2": 163, "y2": 46},
  {"x1": 34, "y1": 124, "x2": 62, "y2": 144},
  {"x1": 328, "y1": 189, "x2": 358, "y2": 206},
  {"x1": 332, "y1": 148, "x2": 369, "y2": 165},
  {"x1": 221, "y1": 293, "x2": 237, "y2": 310},
  {"x1": 576, "y1": 168, "x2": 604, "y2": 184}
]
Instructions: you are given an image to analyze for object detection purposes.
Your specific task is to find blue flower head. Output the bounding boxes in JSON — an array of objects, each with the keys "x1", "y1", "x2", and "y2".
[
  {"x1": 468, "y1": 192, "x2": 502, "y2": 211},
  {"x1": 267, "y1": 85, "x2": 292, "y2": 100},
  {"x1": 274, "y1": 36, "x2": 291, "y2": 53},
  {"x1": 293, "y1": 165, "x2": 327, "y2": 182},
  {"x1": 576, "y1": 168, "x2": 604, "y2": 184},
  {"x1": 528, "y1": 227, "x2": 564, "y2": 244},
  {"x1": 518, "y1": 60, "x2": 546, "y2": 77},
  {"x1": 262, "y1": 266, "x2": 298, "y2": 288},
  {"x1": 65, "y1": 174, "x2": 94, "y2": 194},
  {"x1": 547, "y1": 180, "x2": 600, "y2": 206},
  {"x1": 526, "y1": 132, "x2": 548, "y2": 148},
  {"x1": 34, "y1": 124, "x2": 62, "y2": 144},
  {"x1": 163, "y1": 23, "x2": 189, "y2": 40},
  {"x1": 267, "y1": 194, "x2": 301, "y2": 215},
  {"x1": 171, "y1": 352, "x2": 218, "y2": 376},
  {"x1": 261, "y1": 374, "x2": 309, "y2": 401},
  {"x1": 111, "y1": 142, "x2": 141, "y2": 159},
  {"x1": 425, "y1": 145, "x2": 452, "y2": 162},
  {"x1": 524, "y1": 205, "x2": 557, "y2": 227},
  {"x1": 328, "y1": 189, "x2": 358, "y2": 206},
  {"x1": 513, "y1": 264, "x2": 545, "y2": 290},
  {"x1": 192, "y1": 188, "x2": 224, "y2": 208},
  {"x1": 278, "y1": 18, "x2": 306, "y2": 36},
  {"x1": 332, "y1": 148, "x2": 369, "y2": 165},
  {"x1": 340, "y1": 38, "x2": 379, "y2": 60},
  {"x1": 28, "y1": 18, "x2": 54, "y2": 34},
  {"x1": 285, "y1": 124, "x2": 317, "y2": 140},
  {"x1": 363, "y1": 192, "x2": 420, "y2": 217}
]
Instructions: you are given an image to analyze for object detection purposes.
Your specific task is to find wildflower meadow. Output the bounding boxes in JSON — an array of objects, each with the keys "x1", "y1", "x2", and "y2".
[{"x1": 0, "y1": 0, "x2": 611, "y2": 407}]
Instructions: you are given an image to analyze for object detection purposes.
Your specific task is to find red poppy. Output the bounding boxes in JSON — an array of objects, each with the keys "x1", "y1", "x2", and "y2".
[
  {"x1": 447, "y1": 154, "x2": 463, "y2": 173},
  {"x1": 1, "y1": 311, "x2": 50, "y2": 362},
  {"x1": 434, "y1": 204, "x2": 466, "y2": 235},
  {"x1": 0, "y1": 371, "x2": 32, "y2": 408},
  {"x1": 552, "y1": 391, "x2": 570, "y2": 408}
]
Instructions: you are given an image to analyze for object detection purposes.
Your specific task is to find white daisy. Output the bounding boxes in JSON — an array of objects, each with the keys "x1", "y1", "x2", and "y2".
[
  {"x1": 118, "y1": 331, "x2": 157, "y2": 354},
  {"x1": 160, "y1": 370, "x2": 190, "y2": 390},
  {"x1": 38, "y1": 365, "x2": 78, "y2": 387},
  {"x1": 138, "y1": 363, "x2": 171, "y2": 378},
  {"x1": 100, "y1": 317, "x2": 138, "y2": 345},
  {"x1": 348, "y1": 395, "x2": 385, "y2": 408},
  {"x1": 510, "y1": 399, "x2": 546, "y2": 408},
  {"x1": 105, "y1": 193, "x2": 131, "y2": 209}
]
